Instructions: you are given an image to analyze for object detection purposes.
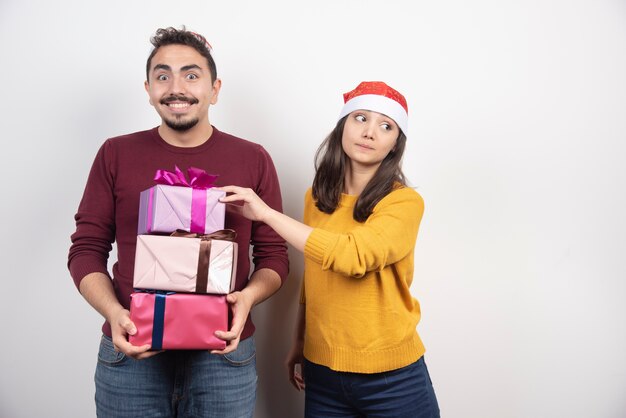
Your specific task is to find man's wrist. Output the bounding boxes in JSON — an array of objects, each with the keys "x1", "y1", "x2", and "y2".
[
  {"x1": 237, "y1": 287, "x2": 257, "y2": 308},
  {"x1": 105, "y1": 304, "x2": 126, "y2": 325}
]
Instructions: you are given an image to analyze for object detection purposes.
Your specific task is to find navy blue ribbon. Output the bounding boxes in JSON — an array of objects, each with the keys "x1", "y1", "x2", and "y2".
[
  {"x1": 133, "y1": 289, "x2": 174, "y2": 350},
  {"x1": 151, "y1": 293, "x2": 167, "y2": 350}
]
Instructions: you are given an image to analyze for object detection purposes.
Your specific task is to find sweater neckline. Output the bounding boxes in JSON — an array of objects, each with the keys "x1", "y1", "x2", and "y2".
[
  {"x1": 149, "y1": 126, "x2": 221, "y2": 154},
  {"x1": 338, "y1": 193, "x2": 358, "y2": 207}
]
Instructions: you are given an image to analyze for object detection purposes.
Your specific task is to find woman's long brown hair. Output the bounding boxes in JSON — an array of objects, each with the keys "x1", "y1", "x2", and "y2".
[{"x1": 312, "y1": 116, "x2": 407, "y2": 222}]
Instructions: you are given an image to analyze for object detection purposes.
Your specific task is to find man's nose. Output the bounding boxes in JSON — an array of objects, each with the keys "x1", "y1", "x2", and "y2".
[{"x1": 169, "y1": 76, "x2": 184, "y2": 94}]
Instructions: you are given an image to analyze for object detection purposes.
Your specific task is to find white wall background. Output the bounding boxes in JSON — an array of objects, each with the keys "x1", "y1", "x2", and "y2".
[{"x1": 0, "y1": 1, "x2": 625, "y2": 417}]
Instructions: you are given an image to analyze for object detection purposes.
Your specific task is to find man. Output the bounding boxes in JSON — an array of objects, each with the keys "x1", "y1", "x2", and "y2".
[{"x1": 68, "y1": 27, "x2": 289, "y2": 417}]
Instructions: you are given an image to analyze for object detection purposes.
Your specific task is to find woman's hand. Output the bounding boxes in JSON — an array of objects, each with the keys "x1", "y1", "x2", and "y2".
[
  {"x1": 217, "y1": 186, "x2": 273, "y2": 223},
  {"x1": 218, "y1": 185, "x2": 313, "y2": 253},
  {"x1": 286, "y1": 338, "x2": 306, "y2": 391}
]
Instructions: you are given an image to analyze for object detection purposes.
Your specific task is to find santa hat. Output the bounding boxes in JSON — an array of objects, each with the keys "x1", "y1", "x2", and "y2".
[{"x1": 338, "y1": 81, "x2": 408, "y2": 135}]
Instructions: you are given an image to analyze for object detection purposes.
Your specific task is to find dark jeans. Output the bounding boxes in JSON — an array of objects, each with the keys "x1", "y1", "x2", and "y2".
[
  {"x1": 95, "y1": 335, "x2": 257, "y2": 418},
  {"x1": 304, "y1": 357, "x2": 440, "y2": 418}
]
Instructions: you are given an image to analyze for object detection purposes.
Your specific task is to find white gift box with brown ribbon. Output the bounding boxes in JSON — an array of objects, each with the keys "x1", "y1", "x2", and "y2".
[{"x1": 133, "y1": 230, "x2": 238, "y2": 295}]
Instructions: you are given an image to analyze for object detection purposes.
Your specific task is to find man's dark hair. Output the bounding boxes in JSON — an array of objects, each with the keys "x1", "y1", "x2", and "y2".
[{"x1": 146, "y1": 26, "x2": 217, "y2": 83}]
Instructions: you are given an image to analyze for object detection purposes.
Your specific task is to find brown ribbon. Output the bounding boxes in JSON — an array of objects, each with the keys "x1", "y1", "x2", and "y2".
[{"x1": 170, "y1": 229, "x2": 237, "y2": 293}]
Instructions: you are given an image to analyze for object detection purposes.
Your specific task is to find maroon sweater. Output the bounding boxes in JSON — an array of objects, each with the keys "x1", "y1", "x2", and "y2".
[{"x1": 68, "y1": 127, "x2": 289, "y2": 339}]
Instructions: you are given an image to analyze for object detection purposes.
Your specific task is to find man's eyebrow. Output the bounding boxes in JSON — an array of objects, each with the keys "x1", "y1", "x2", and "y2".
[
  {"x1": 180, "y1": 64, "x2": 203, "y2": 72},
  {"x1": 151, "y1": 64, "x2": 203, "y2": 73},
  {"x1": 152, "y1": 64, "x2": 171, "y2": 72}
]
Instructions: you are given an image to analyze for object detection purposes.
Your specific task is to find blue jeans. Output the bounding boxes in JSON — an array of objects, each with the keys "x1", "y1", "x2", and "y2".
[
  {"x1": 304, "y1": 357, "x2": 440, "y2": 418},
  {"x1": 95, "y1": 334, "x2": 257, "y2": 418}
]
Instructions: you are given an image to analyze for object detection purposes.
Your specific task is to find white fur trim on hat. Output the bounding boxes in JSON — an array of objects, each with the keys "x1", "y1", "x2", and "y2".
[{"x1": 338, "y1": 94, "x2": 408, "y2": 134}]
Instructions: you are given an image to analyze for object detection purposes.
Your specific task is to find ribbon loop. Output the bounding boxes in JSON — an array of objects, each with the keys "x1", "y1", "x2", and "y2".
[{"x1": 154, "y1": 165, "x2": 218, "y2": 189}]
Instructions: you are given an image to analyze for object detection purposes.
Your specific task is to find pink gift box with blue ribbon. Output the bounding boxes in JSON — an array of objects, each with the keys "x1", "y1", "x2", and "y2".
[
  {"x1": 129, "y1": 291, "x2": 228, "y2": 350},
  {"x1": 138, "y1": 166, "x2": 225, "y2": 235}
]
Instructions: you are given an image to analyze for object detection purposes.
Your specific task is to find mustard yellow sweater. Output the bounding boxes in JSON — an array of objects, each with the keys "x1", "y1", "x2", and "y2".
[{"x1": 302, "y1": 186, "x2": 426, "y2": 373}]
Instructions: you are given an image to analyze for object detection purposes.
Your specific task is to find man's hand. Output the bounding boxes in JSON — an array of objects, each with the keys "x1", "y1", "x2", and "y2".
[
  {"x1": 211, "y1": 290, "x2": 254, "y2": 354},
  {"x1": 109, "y1": 306, "x2": 160, "y2": 360},
  {"x1": 79, "y1": 273, "x2": 161, "y2": 360}
]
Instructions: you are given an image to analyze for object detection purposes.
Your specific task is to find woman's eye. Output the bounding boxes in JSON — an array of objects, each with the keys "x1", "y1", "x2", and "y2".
[
  {"x1": 381, "y1": 123, "x2": 391, "y2": 131},
  {"x1": 355, "y1": 114, "x2": 366, "y2": 122}
]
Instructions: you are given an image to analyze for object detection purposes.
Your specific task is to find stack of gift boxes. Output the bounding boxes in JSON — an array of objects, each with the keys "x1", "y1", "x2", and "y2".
[{"x1": 128, "y1": 166, "x2": 237, "y2": 350}]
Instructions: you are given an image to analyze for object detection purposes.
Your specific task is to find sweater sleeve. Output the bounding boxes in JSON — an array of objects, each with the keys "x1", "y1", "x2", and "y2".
[
  {"x1": 299, "y1": 190, "x2": 310, "y2": 305},
  {"x1": 67, "y1": 140, "x2": 116, "y2": 289},
  {"x1": 249, "y1": 145, "x2": 289, "y2": 283},
  {"x1": 304, "y1": 187, "x2": 424, "y2": 278}
]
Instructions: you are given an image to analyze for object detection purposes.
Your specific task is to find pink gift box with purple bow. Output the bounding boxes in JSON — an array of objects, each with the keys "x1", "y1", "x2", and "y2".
[{"x1": 137, "y1": 166, "x2": 225, "y2": 235}]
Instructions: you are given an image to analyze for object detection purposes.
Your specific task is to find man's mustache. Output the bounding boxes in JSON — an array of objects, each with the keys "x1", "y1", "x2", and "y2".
[{"x1": 160, "y1": 95, "x2": 199, "y2": 105}]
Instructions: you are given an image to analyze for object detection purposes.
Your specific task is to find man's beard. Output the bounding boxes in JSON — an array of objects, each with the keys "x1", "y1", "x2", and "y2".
[
  {"x1": 160, "y1": 95, "x2": 200, "y2": 131},
  {"x1": 164, "y1": 116, "x2": 200, "y2": 131}
]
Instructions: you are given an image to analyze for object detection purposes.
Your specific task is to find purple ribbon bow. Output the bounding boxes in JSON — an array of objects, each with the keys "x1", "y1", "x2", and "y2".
[{"x1": 154, "y1": 166, "x2": 218, "y2": 189}]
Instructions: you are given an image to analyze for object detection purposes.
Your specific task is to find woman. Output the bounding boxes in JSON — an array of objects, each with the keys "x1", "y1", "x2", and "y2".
[{"x1": 220, "y1": 81, "x2": 440, "y2": 417}]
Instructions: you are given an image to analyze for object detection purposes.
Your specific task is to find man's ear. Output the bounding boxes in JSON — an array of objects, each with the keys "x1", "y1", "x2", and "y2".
[
  {"x1": 144, "y1": 80, "x2": 153, "y2": 105},
  {"x1": 210, "y1": 78, "x2": 222, "y2": 105}
]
